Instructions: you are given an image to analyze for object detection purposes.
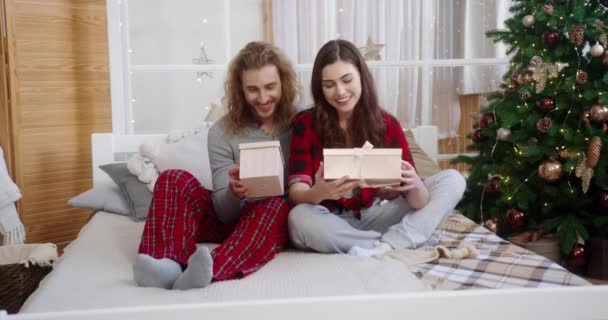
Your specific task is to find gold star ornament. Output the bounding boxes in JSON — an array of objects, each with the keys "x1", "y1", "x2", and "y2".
[{"x1": 359, "y1": 36, "x2": 384, "y2": 61}]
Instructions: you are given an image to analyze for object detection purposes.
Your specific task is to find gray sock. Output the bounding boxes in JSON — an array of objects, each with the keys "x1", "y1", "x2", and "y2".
[
  {"x1": 172, "y1": 246, "x2": 214, "y2": 290},
  {"x1": 133, "y1": 254, "x2": 182, "y2": 289}
]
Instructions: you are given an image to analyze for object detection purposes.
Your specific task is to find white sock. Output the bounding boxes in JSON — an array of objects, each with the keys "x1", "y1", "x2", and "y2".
[
  {"x1": 133, "y1": 254, "x2": 182, "y2": 289},
  {"x1": 347, "y1": 241, "x2": 393, "y2": 257},
  {"x1": 172, "y1": 246, "x2": 214, "y2": 290}
]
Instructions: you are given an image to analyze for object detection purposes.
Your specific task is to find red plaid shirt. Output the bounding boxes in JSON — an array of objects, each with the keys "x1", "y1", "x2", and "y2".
[{"x1": 288, "y1": 110, "x2": 415, "y2": 217}]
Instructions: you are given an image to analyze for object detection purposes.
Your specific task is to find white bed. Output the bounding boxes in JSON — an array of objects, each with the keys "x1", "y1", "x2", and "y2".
[{"x1": 6, "y1": 126, "x2": 608, "y2": 320}]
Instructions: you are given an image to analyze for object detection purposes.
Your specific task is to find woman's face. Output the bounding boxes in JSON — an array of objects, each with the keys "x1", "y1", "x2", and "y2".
[{"x1": 320, "y1": 59, "x2": 362, "y2": 117}]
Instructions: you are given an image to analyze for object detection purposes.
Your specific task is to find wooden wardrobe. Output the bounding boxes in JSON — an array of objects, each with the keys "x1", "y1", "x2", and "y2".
[{"x1": 0, "y1": 0, "x2": 111, "y2": 247}]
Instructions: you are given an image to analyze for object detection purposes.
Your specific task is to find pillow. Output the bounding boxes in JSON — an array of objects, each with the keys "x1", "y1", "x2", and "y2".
[
  {"x1": 68, "y1": 185, "x2": 131, "y2": 216},
  {"x1": 404, "y1": 130, "x2": 441, "y2": 178},
  {"x1": 99, "y1": 163, "x2": 152, "y2": 221},
  {"x1": 151, "y1": 129, "x2": 212, "y2": 189}
]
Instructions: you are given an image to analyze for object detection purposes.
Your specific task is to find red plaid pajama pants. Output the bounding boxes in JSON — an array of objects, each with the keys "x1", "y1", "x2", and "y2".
[{"x1": 138, "y1": 169, "x2": 290, "y2": 282}]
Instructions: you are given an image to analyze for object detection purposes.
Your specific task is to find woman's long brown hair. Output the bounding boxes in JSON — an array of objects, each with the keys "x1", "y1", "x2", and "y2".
[
  {"x1": 223, "y1": 41, "x2": 298, "y2": 135},
  {"x1": 310, "y1": 39, "x2": 385, "y2": 148}
]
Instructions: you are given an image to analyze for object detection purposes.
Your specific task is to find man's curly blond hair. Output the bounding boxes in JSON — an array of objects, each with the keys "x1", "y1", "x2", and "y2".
[{"x1": 223, "y1": 41, "x2": 298, "y2": 135}]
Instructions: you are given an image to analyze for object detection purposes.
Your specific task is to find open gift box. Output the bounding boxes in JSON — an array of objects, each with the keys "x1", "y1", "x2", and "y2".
[
  {"x1": 239, "y1": 141, "x2": 284, "y2": 197},
  {"x1": 323, "y1": 146, "x2": 402, "y2": 188}
]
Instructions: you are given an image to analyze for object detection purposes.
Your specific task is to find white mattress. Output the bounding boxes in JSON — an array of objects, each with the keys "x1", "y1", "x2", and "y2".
[{"x1": 21, "y1": 212, "x2": 428, "y2": 313}]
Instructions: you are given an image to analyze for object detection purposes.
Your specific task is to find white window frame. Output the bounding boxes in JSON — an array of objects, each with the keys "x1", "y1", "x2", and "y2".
[{"x1": 107, "y1": 0, "x2": 509, "y2": 137}]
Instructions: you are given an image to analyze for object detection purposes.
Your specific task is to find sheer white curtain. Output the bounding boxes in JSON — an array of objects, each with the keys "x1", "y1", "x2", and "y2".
[
  {"x1": 461, "y1": 0, "x2": 511, "y2": 94},
  {"x1": 273, "y1": 0, "x2": 422, "y2": 130},
  {"x1": 272, "y1": 0, "x2": 508, "y2": 137}
]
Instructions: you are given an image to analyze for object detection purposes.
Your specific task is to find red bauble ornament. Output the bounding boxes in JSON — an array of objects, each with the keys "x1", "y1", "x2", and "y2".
[
  {"x1": 479, "y1": 114, "x2": 494, "y2": 129},
  {"x1": 486, "y1": 177, "x2": 501, "y2": 194},
  {"x1": 599, "y1": 192, "x2": 608, "y2": 207},
  {"x1": 566, "y1": 244, "x2": 588, "y2": 268},
  {"x1": 472, "y1": 129, "x2": 484, "y2": 143},
  {"x1": 505, "y1": 208, "x2": 525, "y2": 230},
  {"x1": 542, "y1": 31, "x2": 560, "y2": 49},
  {"x1": 537, "y1": 97, "x2": 556, "y2": 113}
]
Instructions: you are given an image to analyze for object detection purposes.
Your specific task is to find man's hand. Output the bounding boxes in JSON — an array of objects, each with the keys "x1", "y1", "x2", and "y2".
[{"x1": 228, "y1": 165, "x2": 249, "y2": 198}]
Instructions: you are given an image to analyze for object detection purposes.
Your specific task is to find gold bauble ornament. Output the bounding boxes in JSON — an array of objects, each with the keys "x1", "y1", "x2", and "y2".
[
  {"x1": 505, "y1": 80, "x2": 517, "y2": 92},
  {"x1": 483, "y1": 218, "x2": 499, "y2": 234},
  {"x1": 591, "y1": 42, "x2": 605, "y2": 57},
  {"x1": 522, "y1": 15, "x2": 535, "y2": 28},
  {"x1": 497, "y1": 127, "x2": 511, "y2": 141},
  {"x1": 590, "y1": 103, "x2": 608, "y2": 123},
  {"x1": 517, "y1": 70, "x2": 535, "y2": 85},
  {"x1": 538, "y1": 159, "x2": 563, "y2": 183}
]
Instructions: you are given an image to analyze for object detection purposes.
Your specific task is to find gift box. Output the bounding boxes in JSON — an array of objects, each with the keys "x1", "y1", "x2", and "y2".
[
  {"x1": 239, "y1": 141, "x2": 284, "y2": 197},
  {"x1": 323, "y1": 144, "x2": 402, "y2": 188}
]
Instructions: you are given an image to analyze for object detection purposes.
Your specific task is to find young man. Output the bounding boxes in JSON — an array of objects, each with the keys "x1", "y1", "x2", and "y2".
[{"x1": 134, "y1": 42, "x2": 298, "y2": 290}]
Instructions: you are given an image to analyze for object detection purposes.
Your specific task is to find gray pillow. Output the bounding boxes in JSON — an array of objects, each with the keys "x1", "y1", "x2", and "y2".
[
  {"x1": 68, "y1": 185, "x2": 132, "y2": 216},
  {"x1": 99, "y1": 163, "x2": 152, "y2": 221}
]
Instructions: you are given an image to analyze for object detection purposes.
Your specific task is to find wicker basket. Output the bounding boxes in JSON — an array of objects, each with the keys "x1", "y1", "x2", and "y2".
[{"x1": 0, "y1": 263, "x2": 52, "y2": 313}]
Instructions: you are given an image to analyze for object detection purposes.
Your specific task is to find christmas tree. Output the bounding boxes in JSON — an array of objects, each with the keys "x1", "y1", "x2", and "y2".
[{"x1": 455, "y1": 0, "x2": 608, "y2": 262}]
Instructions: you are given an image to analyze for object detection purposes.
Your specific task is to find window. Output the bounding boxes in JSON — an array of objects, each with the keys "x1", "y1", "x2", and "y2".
[{"x1": 107, "y1": 0, "x2": 513, "y2": 161}]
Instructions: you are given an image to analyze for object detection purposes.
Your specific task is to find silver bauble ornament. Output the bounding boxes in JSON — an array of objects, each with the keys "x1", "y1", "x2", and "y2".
[
  {"x1": 590, "y1": 42, "x2": 605, "y2": 57},
  {"x1": 522, "y1": 15, "x2": 535, "y2": 28},
  {"x1": 497, "y1": 128, "x2": 511, "y2": 141}
]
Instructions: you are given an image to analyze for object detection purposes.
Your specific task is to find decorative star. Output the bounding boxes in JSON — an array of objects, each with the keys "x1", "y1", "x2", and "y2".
[
  {"x1": 192, "y1": 42, "x2": 214, "y2": 81},
  {"x1": 359, "y1": 36, "x2": 384, "y2": 61}
]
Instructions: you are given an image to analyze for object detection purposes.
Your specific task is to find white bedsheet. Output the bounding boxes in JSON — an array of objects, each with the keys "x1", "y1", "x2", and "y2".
[{"x1": 21, "y1": 212, "x2": 427, "y2": 313}]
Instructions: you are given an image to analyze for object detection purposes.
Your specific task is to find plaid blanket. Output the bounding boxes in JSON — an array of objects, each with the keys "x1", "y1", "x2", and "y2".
[{"x1": 408, "y1": 212, "x2": 591, "y2": 290}]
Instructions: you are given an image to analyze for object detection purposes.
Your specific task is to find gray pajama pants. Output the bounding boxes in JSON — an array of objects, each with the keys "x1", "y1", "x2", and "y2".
[{"x1": 288, "y1": 169, "x2": 466, "y2": 253}]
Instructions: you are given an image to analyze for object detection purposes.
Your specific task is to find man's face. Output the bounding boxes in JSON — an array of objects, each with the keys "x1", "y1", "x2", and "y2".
[{"x1": 241, "y1": 64, "x2": 282, "y2": 121}]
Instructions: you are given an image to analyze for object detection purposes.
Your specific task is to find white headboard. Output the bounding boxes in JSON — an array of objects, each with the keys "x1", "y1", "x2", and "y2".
[{"x1": 91, "y1": 125, "x2": 439, "y2": 187}]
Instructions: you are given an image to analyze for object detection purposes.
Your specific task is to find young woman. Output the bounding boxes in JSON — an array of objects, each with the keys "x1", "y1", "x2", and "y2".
[
  {"x1": 287, "y1": 39, "x2": 466, "y2": 256},
  {"x1": 133, "y1": 42, "x2": 298, "y2": 290}
]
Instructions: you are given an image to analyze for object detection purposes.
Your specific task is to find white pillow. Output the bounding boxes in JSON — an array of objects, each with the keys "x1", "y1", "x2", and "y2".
[{"x1": 152, "y1": 128, "x2": 213, "y2": 189}]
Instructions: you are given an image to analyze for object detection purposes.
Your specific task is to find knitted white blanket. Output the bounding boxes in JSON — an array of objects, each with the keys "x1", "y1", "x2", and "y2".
[
  {"x1": 0, "y1": 243, "x2": 57, "y2": 267},
  {"x1": 0, "y1": 145, "x2": 24, "y2": 245}
]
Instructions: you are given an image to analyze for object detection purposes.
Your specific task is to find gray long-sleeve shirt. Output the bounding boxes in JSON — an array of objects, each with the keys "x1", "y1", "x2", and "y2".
[{"x1": 207, "y1": 118, "x2": 292, "y2": 225}]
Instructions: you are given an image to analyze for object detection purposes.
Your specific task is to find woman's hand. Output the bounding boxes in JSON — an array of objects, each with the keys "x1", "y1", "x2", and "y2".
[
  {"x1": 312, "y1": 162, "x2": 361, "y2": 201},
  {"x1": 391, "y1": 160, "x2": 430, "y2": 209},
  {"x1": 228, "y1": 165, "x2": 249, "y2": 198},
  {"x1": 394, "y1": 160, "x2": 424, "y2": 192}
]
